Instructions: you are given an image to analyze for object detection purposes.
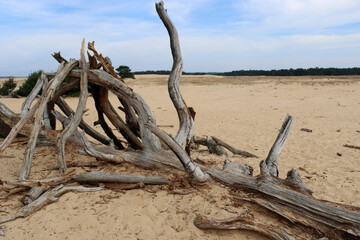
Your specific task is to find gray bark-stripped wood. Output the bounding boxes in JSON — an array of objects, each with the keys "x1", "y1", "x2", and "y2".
[
  {"x1": 146, "y1": 122, "x2": 208, "y2": 182},
  {"x1": 64, "y1": 69, "x2": 161, "y2": 151},
  {"x1": 156, "y1": 1, "x2": 194, "y2": 149},
  {"x1": 193, "y1": 136, "x2": 226, "y2": 155},
  {"x1": 21, "y1": 186, "x2": 45, "y2": 205},
  {"x1": 19, "y1": 59, "x2": 78, "y2": 180},
  {"x1": 285, "y1": 169, "x2": 313, "y2": 196},
  {"x1": 42, "y1": 74, "x2": 53, "y2": 130},
  {"x1": 56, "y1": 39, "x2": 88, "y2": 173},
  {"x1": 79, "y1": 130, "x2": 360, "y2": 239},
  {"x1": 265, "y1": 114, "x2": 294, "y2": 177},
  {"x1": 73, "y1": 171, "x2": 170, "y2": 185},
  {"x1": 223, "y1": 159, "x2": 253, "y2": 175},
  {"x1": 211, "y1": 136, "x2": 258, "y2": 158},
  {"x1": 55, "y1": 97, "x2": 111, "y2": 146},
  {"x1": 79, "y1": 131, "x2": 183, "y2": 170},
  {"x1": 20, "y1": 71, "x2": 46, "y2": 116},
  {"x1": 194, "y1": 209, "x2": 292, "y2": 240},
  {"x1": 0, "y1": 184, "x2": 103, "y2": 225},
  {"x1": 206, "y1": 168, "x2": 360, "y2": 239}
]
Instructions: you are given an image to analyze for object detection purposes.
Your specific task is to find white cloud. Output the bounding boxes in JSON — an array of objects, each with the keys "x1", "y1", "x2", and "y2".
[{"x1": 234, "y1": 0, "x2": 360, "y2": 33}]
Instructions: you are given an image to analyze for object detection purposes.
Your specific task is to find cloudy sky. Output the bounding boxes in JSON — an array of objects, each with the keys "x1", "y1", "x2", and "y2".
[{"x1": 1, "y1": 0, "x2": 360, "y2": 76}]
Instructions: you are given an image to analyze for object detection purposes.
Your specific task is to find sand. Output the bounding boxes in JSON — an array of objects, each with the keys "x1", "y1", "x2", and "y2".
[{"x1": 0, "y1": 75, "x2": 359, "y2": 239}]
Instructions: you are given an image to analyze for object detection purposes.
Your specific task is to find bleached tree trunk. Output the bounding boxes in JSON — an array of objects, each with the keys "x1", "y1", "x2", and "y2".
[{"x1": 156, "y1": 1, "x2": 194, "y2": 150}]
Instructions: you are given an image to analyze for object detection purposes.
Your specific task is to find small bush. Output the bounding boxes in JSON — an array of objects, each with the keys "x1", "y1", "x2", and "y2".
[
  {"x1": 0, "y1": 78, "x2": 17, "y2": 96},
  {"x1": 14, "y1": 71, "x2": 42, "y2": 97}
]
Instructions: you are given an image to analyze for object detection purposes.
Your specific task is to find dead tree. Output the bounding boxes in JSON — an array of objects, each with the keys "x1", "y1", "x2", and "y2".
[{"x1": 0, "y1": 1, "x2": 359, "y2": 239}]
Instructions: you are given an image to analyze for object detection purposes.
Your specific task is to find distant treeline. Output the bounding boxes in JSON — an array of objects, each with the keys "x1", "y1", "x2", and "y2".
[
  {"x1": 134, "y1": 67, "x2": 360, "y2": 76},
  {"x1": 133, "y1": 70, "x2": 207, "y2": 75}
]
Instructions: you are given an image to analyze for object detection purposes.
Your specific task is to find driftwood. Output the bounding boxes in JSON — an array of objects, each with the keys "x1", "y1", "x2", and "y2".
[
  {"x1": 72, "y1": 171, "x2": 170, "y2": 185},
  {"x1": 0, "y1": 1, "x2": 359, "y2": 239},
  {"x1": 211, "y1": 136, "x2": 258, "y2": 158},
  {"x1": 56, "y1": 39, "x2": 88, "y2": 173},
  {"x1": 20, "y1": 71, "x2": 46, "y2": 116},
  {"x1": 193, "y1": 136, "x2": 226, "y2": 155},
  {"x1": 19, "y1": 59, "x2": 78, "y2": 180},
  {"x1": 21, "y1": 186, "x2": 46, "y2": 205},
  {"x1": 0, "y1": 185, "x2": 103, "y2": 225},
  {"x1": 265, "y1": 114, "x2": 293, "y2": 177},
  {"x1": 156, "y1": 1, "x2": 194, "y2": 150}
]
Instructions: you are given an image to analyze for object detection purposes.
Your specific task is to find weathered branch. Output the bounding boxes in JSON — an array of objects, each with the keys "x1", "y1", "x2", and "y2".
[
  {"x1": 265, "y1": 114, "x2": 294, "y2": 177},
  {"x1": 55, "y1": 97, "x2": 111, "y2": 146},
  {"x1": 19, "y1": 59, "x2": 78, "y2": 180},
  {"x1": 87, "y1": 41, "x2": 123, "y2": 82},
  {"x1": 56, "y1": 39, "x2": 88, "y2": 173},
  {"x1": 41, "y1": 73, "x2": 53, "y2": 130},
  {"x1": 156, "y1": 1, "x2": 194, "y2": 149},
  {"x1": 51, "y1": 51, "x2": 68, "y2": 63},
  {"x1": 21, "y1": 186, "x2": 46, "y2": 205},
  {"x1": 20, "y1": 71, "x2": 46, "y2": 116},
  {"x1": 194, "y1": 209, "x2": 292, "y2": 240},
  {"x1": 146, "y1": 122, "x2": 208, "y2": 182},
  {"x1": 223, "y1": 159, "x2": 253, "y2": 175},
  {"x1": 73, "y1": 171, "x2": 170, "y2": 185},
  {"x1": 211, "y1": 136, "x2": 258, "y2": 158},
  {"x1": 0, "y1": 184, "x2": 103, "y2": 225},
  {"x1": 193, "y1": 136, "x2": 226, "y2": 155}
]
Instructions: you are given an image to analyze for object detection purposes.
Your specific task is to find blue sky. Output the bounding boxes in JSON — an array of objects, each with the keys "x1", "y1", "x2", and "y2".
[{"x1": 1, "y1": 0, "x2": 360, "y2": 76}]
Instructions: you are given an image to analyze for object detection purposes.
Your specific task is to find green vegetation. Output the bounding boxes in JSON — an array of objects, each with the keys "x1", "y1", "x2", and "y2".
[
  {"x1": 220, "y1": 67, "x2": 360, "y2": 76},
  {"x1": 116, "y1": 65, "x2": 135, "y2": 79},
  {"x1": 134, "y1": 67, "x2": 360, "y2": 76},
  {"x1": 0, "y1": 78, "x2": 16, "y2": 96},
  {"x1": 14, "y1": 71, "x2": 42, "y2": 97}
]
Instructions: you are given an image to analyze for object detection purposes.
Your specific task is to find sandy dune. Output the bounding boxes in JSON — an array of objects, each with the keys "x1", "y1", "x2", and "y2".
[{"x1": 0, "y1": 75, "x2": 359, "y2": 239}]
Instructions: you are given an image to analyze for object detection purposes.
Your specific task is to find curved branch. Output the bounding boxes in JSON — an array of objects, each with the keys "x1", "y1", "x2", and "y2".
[
  {"x1": 64, "y1": 69, "x2": 161, "y2": 151},
  {"x1": 156, "y1": 1, "x2": 194, "y2": 149}
]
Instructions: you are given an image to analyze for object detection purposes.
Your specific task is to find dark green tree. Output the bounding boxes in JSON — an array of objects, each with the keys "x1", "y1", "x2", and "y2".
[
  {"x1": 0, "y1": 78, "x2": 17, "y2": 96},
  {"x1": 116, "y1": 65, "x2": 135, "y2": 79}
]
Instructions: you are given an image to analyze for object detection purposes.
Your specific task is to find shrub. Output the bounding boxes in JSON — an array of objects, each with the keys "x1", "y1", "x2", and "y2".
[
  {"x1": 0, "y1": 78, "x2": 17, "y2": 96},
  {"x1": 14, "y1": 71, "x2": 42, "y2": 97}
]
